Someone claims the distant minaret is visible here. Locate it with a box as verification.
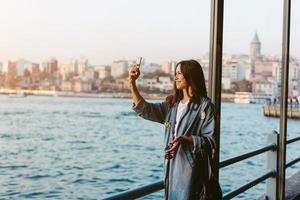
[250,32,261,61]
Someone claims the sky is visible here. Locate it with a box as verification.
[0,0,299,65]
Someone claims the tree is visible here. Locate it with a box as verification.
[233,79,252,92]
[24,69,31,78]
[6,76,20,89]
[143,70,169,78]
[39,71,51,80]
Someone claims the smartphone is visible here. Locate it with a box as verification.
[137,57,143,69]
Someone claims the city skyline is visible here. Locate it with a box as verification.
[0,0,299,65]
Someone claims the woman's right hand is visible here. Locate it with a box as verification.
[128,64,140,84]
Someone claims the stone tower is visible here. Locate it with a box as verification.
[250,32,261,61]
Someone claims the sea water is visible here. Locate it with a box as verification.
[0,95,299,199]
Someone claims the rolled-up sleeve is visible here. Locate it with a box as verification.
[132,98,168,124]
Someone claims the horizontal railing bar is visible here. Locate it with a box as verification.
[103,180,164,200]
[223,170,276,200]
[286,136,300,145]
[104,144,279,199]
[219,144,276,168]
[286,156,300,168]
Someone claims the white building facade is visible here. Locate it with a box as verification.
[111,60,128,78]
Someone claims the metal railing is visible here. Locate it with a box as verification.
[103,131,300,200]
[103,181,164,200]
[223,171,276,200]
[219,144,276,168]
[285,136,300,169]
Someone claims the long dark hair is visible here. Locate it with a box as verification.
[166,59,207,107]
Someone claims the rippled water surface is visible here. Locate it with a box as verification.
[0,95,299,199]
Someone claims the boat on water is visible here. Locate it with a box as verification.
[234,92,252,104]
[8,92,26,98]
[234,92,273,104]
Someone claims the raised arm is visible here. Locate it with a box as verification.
[128,64,143,105]
[128,64,168,124]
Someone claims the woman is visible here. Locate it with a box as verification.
[128,59,220,199]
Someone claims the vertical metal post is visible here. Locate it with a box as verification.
[208,0,224,179]
[278,0,291,199]
[266,131,279,200]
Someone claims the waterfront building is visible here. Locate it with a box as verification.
[161,60,176,74]
[94,65,111,79]
[73,79,92,92]
[142,63,161,73]
[23,63,40,83]
[77,58,88,76]
[31,63,40,77]
[290,79,300,97]
[136,77,157,91]
[69,58,88,76]
[50,58,58,74]
[136,75,173,92]
[245,64,252,81]
[58,63,73,80]
[222,77,231,90]
[272,61,300,96]
[96,76,115,92]
[0,74,5,86]
[156,76,173,92]
[84,67,99,81]
[252,79,273,94]
[15,59,30,76]
[273,62,300,81]
[222,61,246,82]
[60,81,72,91]
[41,61,49,72]
[115,77,131,91]
[38,80,52,90]
[60,79,92,92]
[223,55,252,82]
[111,60,128,78]
[24,63,40,75]
[41,58,58,74]
[24,63,33,74]
[255,60,274,76]
[7,61,17,78]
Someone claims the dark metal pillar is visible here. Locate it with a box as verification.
[208,0,224,179]
[277,0,291,199]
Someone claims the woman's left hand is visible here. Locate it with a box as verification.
[165,135,193,156]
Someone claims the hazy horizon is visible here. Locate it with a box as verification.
[0,0,299,65]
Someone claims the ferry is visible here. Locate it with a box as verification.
[234,92,252,104]
[234,92,272,104]
[8,92,26,98]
